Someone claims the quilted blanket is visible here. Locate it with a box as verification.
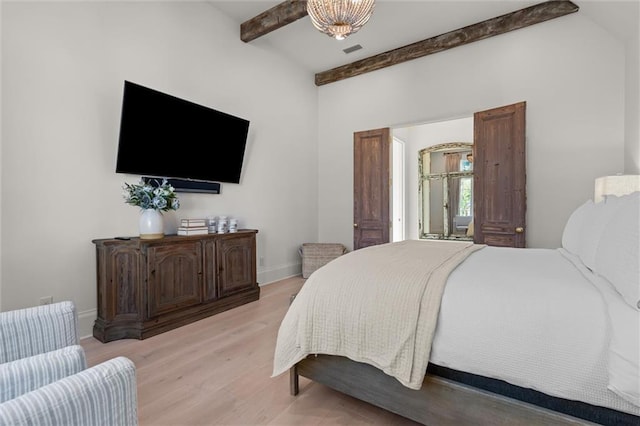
[272,239,484,389]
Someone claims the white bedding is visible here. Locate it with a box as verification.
[430,246,640,415]
[272,240,482,389]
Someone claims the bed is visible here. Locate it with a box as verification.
[272,189,640,425]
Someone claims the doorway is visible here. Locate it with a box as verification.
[392,137,405,242]
[396,116,474,241]
[353,102,526,248]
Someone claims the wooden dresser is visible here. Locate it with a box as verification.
[92,230,259,342]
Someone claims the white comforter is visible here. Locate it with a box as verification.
[272,240,482,389]
[431,246,640,415]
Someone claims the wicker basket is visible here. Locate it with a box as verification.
[299,243,348,278]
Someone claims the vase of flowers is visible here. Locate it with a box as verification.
[123,178,180,239]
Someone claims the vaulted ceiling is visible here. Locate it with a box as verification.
[211,1,638,86]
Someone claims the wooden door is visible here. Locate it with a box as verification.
[473,102,527,247]
[353,128,391,250]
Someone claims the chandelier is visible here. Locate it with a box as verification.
[307,0,376,40]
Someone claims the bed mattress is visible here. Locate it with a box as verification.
[430,246,640,416]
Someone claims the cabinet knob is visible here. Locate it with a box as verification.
[354,223,359,228]
[515,227,524,233]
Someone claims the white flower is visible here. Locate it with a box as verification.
[122,178,179,212]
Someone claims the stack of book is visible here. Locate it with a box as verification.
[177,218,208,236]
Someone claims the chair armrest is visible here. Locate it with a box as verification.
[0,301,79,363]
[0,357,138,426]
[0,345,87,402]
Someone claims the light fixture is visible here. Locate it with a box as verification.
[307,0,375,41]
[594,174,640,202]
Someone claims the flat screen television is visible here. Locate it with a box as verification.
[115,81,250,185]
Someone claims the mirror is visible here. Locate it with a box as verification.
[419,142,473,240]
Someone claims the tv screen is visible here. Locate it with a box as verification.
[115,81,250,184]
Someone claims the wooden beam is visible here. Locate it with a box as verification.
[315,0,579,86]
[241,0,308,43]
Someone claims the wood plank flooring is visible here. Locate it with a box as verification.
[81,276,419,426]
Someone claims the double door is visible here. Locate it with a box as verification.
[354,101,526,249]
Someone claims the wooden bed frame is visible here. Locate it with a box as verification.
[290,355,637,425]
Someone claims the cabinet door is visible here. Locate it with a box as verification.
[217,234,256,298]
[97,244,142,322]
[146,241,203,318]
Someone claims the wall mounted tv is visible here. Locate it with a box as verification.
[115,81,250,189]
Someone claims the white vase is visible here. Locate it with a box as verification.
[139,209,164,239]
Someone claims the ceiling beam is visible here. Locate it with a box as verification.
[240,0,308,43]
[315,0,579,86]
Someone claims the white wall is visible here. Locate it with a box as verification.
[624,5,640,174]
[317,14,626,250]
[1,2,318,336]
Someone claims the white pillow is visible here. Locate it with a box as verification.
[595,192,640,310]
[577,195,626,271]
[561,200,594,255]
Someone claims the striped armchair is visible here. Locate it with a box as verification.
[0,301,138,425]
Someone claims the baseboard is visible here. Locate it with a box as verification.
[258,263,301,286]
[78,308,97,340]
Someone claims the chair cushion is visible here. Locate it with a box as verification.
[0,357,138,426]
[0,345,86,402]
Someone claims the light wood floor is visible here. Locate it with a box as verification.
[81,276,420,426]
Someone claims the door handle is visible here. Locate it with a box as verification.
[515,227,524,233]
